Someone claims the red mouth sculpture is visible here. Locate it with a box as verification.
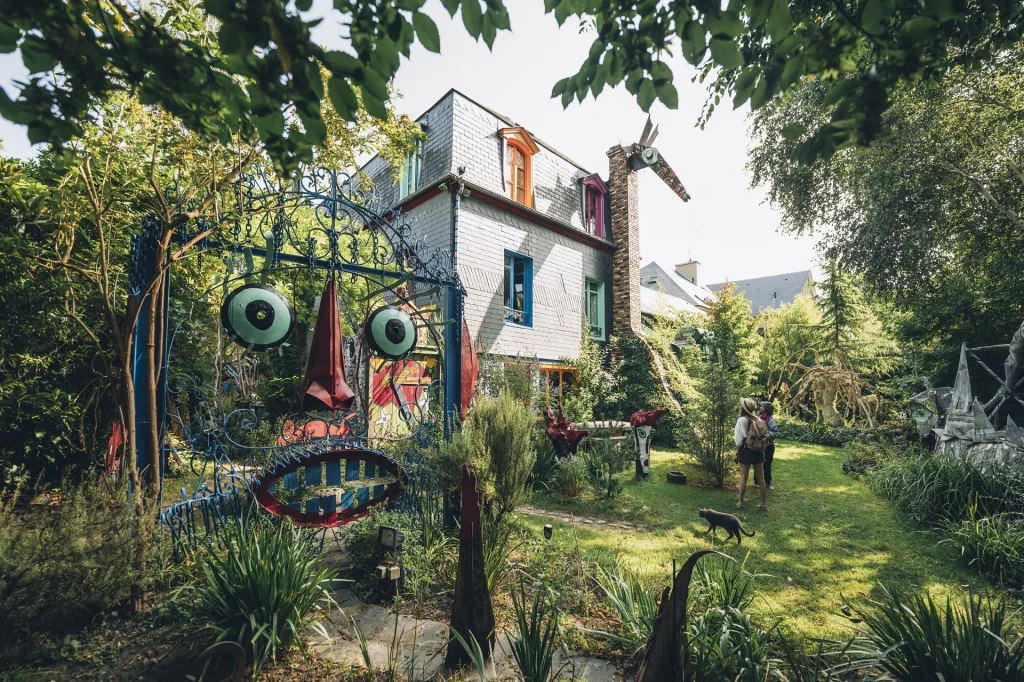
[251,447,406,527]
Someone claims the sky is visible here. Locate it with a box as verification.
[0,0,820,285]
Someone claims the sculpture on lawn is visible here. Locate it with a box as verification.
[630,407,668,479]
[931,320,1024,468]
[543,405,587,457]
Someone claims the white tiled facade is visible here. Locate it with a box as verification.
[361,90,613,363]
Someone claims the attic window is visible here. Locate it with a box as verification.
[499,127,539,207]
[580,174,607,238]
[647,276,658,284]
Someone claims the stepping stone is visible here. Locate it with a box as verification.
[352,603,395,639]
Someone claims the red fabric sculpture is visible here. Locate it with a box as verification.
[302,274,355,411]
[461,319,478,420]
[631,407,668,428]
[544,405,588,457]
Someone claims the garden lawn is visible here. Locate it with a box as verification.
[523,441,1006,640]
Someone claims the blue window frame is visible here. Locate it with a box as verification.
[503,251,533,326]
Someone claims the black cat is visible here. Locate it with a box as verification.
[698,508,755,544]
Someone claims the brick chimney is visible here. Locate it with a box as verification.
[607,145,641,343]
[675,260,700,286]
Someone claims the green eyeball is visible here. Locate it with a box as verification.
[221,284,295,351]
[365,306,417,360]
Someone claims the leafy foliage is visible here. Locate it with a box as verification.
[186,515,338,674]
[683,284,756,486]
[548,0,1024,163]
[591,563,659,656]
[843,587,1024,682]
[561,328,616,424]
[755,294,824,403]
[0,476,148,651]
[0,0,499,173]
[750,60,1024,356]
[509,580,562,682]
[942,513,1024,588]
[465,391,537,522]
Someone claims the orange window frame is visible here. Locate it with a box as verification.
[506,140,532,207]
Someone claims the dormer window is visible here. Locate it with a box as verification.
[399,141,421,200]
[580,174,607,238]
[499,127,539,207]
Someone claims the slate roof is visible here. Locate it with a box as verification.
[639,261,715,310]
[706,270,814,314]
[640,286,702,317]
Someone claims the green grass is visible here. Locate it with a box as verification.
[522,441,1008,640]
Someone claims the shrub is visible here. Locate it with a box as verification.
[552,455,590,498]
[582,433,631,498]
[530,433,558,491]
[509,580,561,682]
[842,587,1024,681]
[841,437,905,476]
[187,515,338,674]
[343,507,416,582]
[592,564,659,656]
[869,451,1024,526]
[777,420,860,446]
[683,362,739,487]
[0,475,145,652]
[692,553,758,612]
[466,391,536,521]
[942,513,1024,587]
[688,606,773,682]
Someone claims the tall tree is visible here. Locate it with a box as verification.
[749,59,1024,352]
[2,1,1021,170]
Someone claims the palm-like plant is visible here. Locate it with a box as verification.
[186,517,338,674]
[509,580,562,682]
[839,586,1024,681]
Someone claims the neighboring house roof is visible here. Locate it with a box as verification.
[640,286,703,317]
[639,261,715,310]
[706,270,814,314]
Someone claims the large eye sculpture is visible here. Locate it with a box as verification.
[221,284,295,351]
[365,306,417,360]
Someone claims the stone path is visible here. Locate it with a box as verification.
[517,505,643,532]
[309,588,622,681]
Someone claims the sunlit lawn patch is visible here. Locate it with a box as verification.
[525,441,1004,640]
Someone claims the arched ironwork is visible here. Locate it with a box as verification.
[130,166,464,556]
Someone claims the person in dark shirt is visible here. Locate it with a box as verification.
[760,402,778,490]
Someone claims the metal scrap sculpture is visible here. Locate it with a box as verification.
[544,405,588,458]
[444,465,496,666]
[132,166,468,556]
[932,340,1024,468]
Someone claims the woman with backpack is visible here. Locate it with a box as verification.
[734,398,769,511]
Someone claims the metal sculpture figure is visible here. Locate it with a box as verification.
[132,166,465,554]
[630,407,668,478]
[444,465,496,666]
[543,405,588,457]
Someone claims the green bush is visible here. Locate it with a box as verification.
[187,515,338,674]
[591,564,659,656]
[509,580,561,682]
[0,475,146,652]
[530,436,559,491]
[778,419,918,448]
[689,606,773,682]
[552,455,590,498]
[841,438,905,476]
[942,513,1024,588]
[869,451,1024,526]
[776,420,861,446]
[842,587,1024,681]
[466,391,536,521]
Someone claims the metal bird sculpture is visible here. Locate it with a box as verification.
[624,116,692,203]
